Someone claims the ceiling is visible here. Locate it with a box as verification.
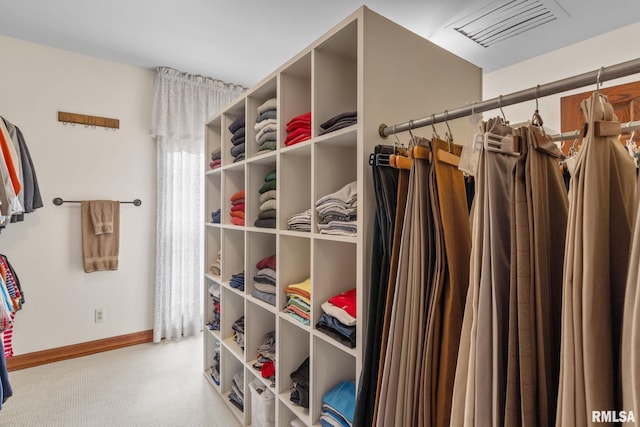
[1,0,639,88]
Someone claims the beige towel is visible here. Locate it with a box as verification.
[81,200,119,272]
[89,200,115,234]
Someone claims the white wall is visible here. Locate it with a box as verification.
[483,21,640,134]
[0,35,156,354]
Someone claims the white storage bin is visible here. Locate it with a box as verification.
[249,378,275,427]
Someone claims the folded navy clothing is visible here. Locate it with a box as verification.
[211,209,221,224]
[229,115,246,133]
[230,142,245,158]
[230,272,245,291]
[231,127,245,140]
[316,313,356,348]
[320,111,357,130]
[254,218,276,228]
[233,153,245,162]
[290,357,310,408]
[231,135,245,146]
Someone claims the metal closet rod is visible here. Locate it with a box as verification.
[551,120,640,142]
[52,198,142,206]
[379,57,640,138]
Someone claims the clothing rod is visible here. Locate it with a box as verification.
[550,120,640,142]
[379,57,640,138]
[52,198,142,206]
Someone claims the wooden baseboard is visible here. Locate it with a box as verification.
[6,329,153,371]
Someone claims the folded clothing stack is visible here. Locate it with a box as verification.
[229,369,245,411]
[315,181,357,236]
[320,381,356,427]
[290,357,310,408]
[316,288,356,348]
[232,315,245,351]
[287,208,311,232]
[230,190,245,226]
[209,250,221,276]
[255,98,277,154]
[211,208,221,224]
[211,340,221,385]
[285,112,311,146]
[210,146,222,169]
[207,283,221,331]
[230,271,245,291]
[252,254,276,306]
[255,169,276,228]
[252,330,276,382]
[284,277,311,326]
[229,115,246,163]
[319,111,357,135]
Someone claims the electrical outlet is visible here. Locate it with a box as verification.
[94,308,104,323]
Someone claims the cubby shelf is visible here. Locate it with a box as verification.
[202,5,481,426]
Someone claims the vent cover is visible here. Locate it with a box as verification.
[452,0,558,48]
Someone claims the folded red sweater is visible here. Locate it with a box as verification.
[230,190,245,202]
[285,133,312,146]
[286,112,311,127]
[231,203,245,212]
[328,288,356,318]
[230,211,245,219]
[256,254,276,270]
[285,127,311,141]
[231,217,245,226]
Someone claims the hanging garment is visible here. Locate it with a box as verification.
[622,172,640,418]
[376,137,435,427]
[451,118,518,427]
[557,92,636,426]
[354,146,398,427]
[372,150,410,424]
[425,138,471,427]
[503,126,567,427]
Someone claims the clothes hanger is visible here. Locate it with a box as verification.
[435,110,462,167]
[387,123,413,170]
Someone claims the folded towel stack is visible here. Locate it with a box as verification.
[209,146,222,169]
[284,277,311,326]
[229,115,246,163]
[255,98,277,154]
[230,190,245,226]
[252,254,276,306]
[315,181,357,236]
[255,169,276,228]
[287,208,311,232]
[319,111,357,135]
[285,112,311,146]
[320,381,356,427]
[316,288,356,348]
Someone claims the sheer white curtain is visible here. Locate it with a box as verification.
[150,67,244,342]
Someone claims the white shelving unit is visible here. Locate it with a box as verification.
[202,6,481,426]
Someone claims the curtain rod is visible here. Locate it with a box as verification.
[52,198,142,206]
[379,58,640,138]
[551,120,640,142]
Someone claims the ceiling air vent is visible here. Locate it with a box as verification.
[452,0,558,48]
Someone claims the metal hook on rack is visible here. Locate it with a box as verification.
[498,95,509,125]
[596,66,604,91]
[444,110,453,152]
[532,84,544,128]
[431,114,440,139]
